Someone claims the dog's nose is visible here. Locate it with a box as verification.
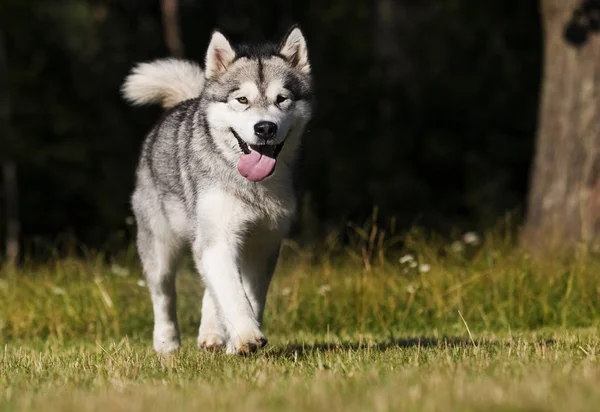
[254,121,277,140]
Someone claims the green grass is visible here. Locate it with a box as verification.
[1,230,600,411]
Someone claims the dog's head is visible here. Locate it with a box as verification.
[202,26,313,182]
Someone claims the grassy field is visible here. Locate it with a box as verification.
[1,229,600,411]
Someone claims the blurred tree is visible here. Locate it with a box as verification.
[524,0,600,248]
[0,0,542,252]
[161,0,184,57]
[0,31,20,264]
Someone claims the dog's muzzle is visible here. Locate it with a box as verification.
[231,128,285,158]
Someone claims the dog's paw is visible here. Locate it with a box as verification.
[198,333,226,351]
[153,326,181,354]
[226,329,268,356]
[153,337,181,354]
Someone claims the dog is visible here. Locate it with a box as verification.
[122,25,312,355]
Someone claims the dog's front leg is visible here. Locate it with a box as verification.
[240,231,283,327]
[197,289,226,350]
[193,240,267,355]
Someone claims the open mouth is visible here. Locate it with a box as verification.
[231,129,285,182]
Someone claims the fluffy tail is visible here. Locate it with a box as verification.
[122,58,205,109]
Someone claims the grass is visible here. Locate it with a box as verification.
[1,228,600,411]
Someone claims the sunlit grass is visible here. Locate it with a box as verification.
[1,227,600,411]
[2,228,599,342]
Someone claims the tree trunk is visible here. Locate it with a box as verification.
[160,0,183,58]
[524,0,600,249]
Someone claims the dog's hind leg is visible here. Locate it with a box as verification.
[135,212,183,354]
[198,289,226,350]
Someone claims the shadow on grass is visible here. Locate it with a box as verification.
[268,336,556,358]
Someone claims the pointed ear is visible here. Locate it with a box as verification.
[279,25,310,74]
[205,30,236,79]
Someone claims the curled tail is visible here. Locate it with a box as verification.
[122,58,205,109]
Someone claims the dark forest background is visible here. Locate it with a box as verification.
[0,0,542,255]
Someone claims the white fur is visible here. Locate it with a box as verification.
[191,188,287,354]
[122,58,205,109]
[134,177,289,354]
[197,290,226,349]
[206,78,309,148]
[131,173,184,353]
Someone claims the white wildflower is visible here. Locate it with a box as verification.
[281,287,292,297]
[451,241,465,253]
[419,264,431,273]
[111,264,130,277]
[406,283,417,294]
[318,284,331,296]
[409,261,418,269]
[137,279,147,287]
[463,231,481,246]
[52,286,66,295]
[399,255,415,264]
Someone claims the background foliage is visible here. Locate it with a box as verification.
[1,0,541,251]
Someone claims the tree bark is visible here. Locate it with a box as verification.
[160,0,184,58]
[524,0,600,249]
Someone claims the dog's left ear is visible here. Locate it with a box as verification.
[279,25,310,74]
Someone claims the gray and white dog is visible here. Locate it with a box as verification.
[122,26,312,355]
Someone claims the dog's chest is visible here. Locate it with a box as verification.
[196,185,294,235]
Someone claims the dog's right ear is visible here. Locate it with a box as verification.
[205,30,236,79]
[280,25,310,75]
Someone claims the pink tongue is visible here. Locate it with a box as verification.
[237,149,276,182]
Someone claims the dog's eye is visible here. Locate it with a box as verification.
[236,97,248,104]
[276,95,288,104]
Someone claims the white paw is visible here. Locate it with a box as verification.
[198,333,226,351]
[153,327,180,354]
[153,337,180,354]
[226,328,268,355]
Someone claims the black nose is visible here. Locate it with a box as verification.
[254,121,277,140]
